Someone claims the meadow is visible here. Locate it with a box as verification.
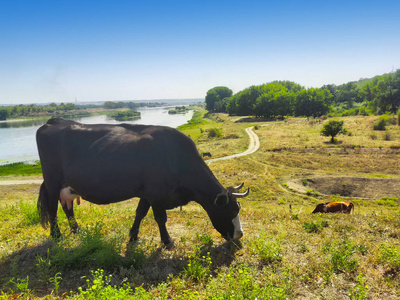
[0,114,400,299]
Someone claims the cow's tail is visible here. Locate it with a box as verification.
[37,182,51,228]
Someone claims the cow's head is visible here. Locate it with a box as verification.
[209,183,249,240]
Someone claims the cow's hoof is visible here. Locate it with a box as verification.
[71,226,80,234]
[128,237,141,245]
[163,240,175,250]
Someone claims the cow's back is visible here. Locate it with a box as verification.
[37,118,206,204]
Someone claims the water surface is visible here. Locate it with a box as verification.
[0,107,193,165]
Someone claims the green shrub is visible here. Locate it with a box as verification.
[208,128,222,138]
[373,115,394,130]
[373,118,386,130]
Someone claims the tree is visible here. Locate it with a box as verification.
[294,88,332,118]
[0,107,10,120]
[321,120,347,143]
[205,86,233,111]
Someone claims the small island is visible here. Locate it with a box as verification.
[111,110,141,121]
[168,106,190,114]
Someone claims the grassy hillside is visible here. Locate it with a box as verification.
[1,115,400,299]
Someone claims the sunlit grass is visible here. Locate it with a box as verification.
[1,115,400,298]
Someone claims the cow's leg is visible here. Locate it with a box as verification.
[61,201,80,234]
[129,198,151,242]
[152,206,174,249]
[48,190,62,239]
[38,183,62,239]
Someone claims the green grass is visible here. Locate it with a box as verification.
[0,161,42,176]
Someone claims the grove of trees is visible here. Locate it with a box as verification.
[206,69,400,118]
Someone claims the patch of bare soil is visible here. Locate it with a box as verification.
[287,177,400,199]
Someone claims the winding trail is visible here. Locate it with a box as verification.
[0,126,260,185]
[206,126,260,164]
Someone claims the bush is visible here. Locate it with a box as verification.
[373,118,386,131]
[208,128,222,138]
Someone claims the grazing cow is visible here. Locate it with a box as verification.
[202,152,212,158]
[312,201,354,214]
[36,118,249,248]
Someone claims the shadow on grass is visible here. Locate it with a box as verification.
[0,237,243,297]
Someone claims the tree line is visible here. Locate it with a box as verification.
[0,102,78,120]
[206,69,400,118]
[0,101,166,121]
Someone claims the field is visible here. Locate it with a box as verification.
[1,115,400,299]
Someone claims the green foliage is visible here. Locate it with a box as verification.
[378,243,400,270]
[375,197,399,207]
[36,249,53,280]
[8,276,30,294]
[205,265,292,299]
[324,239,358,273]
[49,272,62,296]
[111,110,140,121]
[182,248,212,282]
[208,127,222,138]
[205,86,233,111]
[349,273,369,300]
[77,269,135,299]
[196,233,214,250]
[52,222,137,270]
[209,69,400,117]
[302,220,328,233]
[373,118,386,130]
[19,200,40,225]
[168,106,189,114]
[252,236,282,264]
[294,88,332,117]
[321,119,347,143]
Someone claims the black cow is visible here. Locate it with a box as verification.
[36,118,249,248]
[202,152,212,158]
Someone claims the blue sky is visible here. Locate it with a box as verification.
[1,0,399,104]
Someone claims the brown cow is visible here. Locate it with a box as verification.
[312,201,354,214]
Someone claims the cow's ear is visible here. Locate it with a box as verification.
[214,193,229,206]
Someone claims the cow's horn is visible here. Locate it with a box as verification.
[233,182,245,191]
[231,187,250,198]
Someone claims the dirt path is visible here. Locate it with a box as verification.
[206,126,260,164]
[0,126,261,185]
[0,179,42,185]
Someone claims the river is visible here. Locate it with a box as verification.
[0,106,194,165]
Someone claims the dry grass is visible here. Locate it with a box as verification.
[1,115,400,299]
